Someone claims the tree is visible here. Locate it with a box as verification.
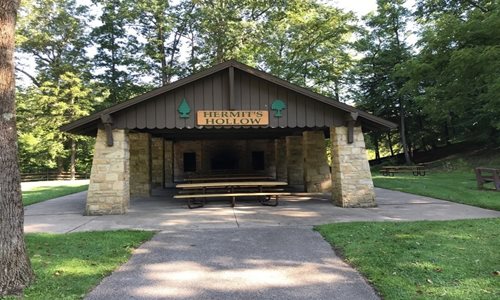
[352,0,414,163]
[16,73,105,175]
[91,0,149,105]
[258,0,356,99]
[0,0,35,295]
[408,0,500,143]
[16,0,98,175]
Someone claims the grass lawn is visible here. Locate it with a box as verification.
[316,218,500,300]
[3,231,155,299]
[372,171,500,211]
[22,184,88,206]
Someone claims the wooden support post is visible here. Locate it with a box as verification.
[347,112,359,144]
[101,114,114,147]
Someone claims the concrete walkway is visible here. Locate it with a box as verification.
[24,189,500,300]
[85,228,378,300]
[25,188,500,233]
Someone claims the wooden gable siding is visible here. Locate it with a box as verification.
[113,68,346,130]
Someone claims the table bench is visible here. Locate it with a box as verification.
[184,176,274,183]
[174,192,291,208]
[174,181,289,208]
[474,167,500,191]
[380,165,426,176]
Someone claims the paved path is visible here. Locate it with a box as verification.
[85,228,378,300]
[24,188,500,233]
[25,188,500,300]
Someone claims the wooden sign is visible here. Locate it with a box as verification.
[197,111,269,126]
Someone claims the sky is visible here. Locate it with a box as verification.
[332,0,378,16]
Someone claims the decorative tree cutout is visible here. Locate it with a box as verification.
[178,98,191,118]
[271,99,286,118]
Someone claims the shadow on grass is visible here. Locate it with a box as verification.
[23,185,88,206]
[17,231,155,299]
[316,218,500,299]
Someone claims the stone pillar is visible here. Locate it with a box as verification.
[86,129,129,215]
[275,138,287,181]
[164,140,174,188]
[303,131,332,192]
[330,126,376,207]
[286,136,304,190]
[151,137,164,188]
[129,132,151,197]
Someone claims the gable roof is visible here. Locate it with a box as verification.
[60,60,397,134]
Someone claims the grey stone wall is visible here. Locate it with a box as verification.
[330,126,376,207]
[173,139,276,181]
[275,138,287,181]
[303,131,331,192]
[151,137,164,188]
[129,132,151,197]
[164,140,174,187]
[86,129,129,215]
[286,136,304,190]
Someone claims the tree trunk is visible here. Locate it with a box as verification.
[399,101,412,164]
[0,0,35,295]
[373,134,380,160]
[387,132,394,156]
[70,138,76,180]
[156,16,168,86]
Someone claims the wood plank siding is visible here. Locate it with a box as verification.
[113,69,346,130]
[61,60,397,136]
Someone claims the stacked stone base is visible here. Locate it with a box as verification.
[84,125,377,215]
[330,126,376,207]
[303,131,331,193]
[86,129,130,215]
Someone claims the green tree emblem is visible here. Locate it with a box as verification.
[271,99,286,118]
[178,98,191,118]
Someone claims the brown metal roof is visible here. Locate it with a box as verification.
[60,60,397,135]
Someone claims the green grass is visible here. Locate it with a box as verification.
[316,219,500,300]
[22,184,89,206]
[372,172,500,211]
[2,231,155,299]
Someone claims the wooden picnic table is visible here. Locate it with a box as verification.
[184,176,274,183]
[175,181,289,208]
[380,165,426,176]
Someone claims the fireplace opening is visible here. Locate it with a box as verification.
[211,151,239,170]
[251,151,265,170]
[183,152,196,172]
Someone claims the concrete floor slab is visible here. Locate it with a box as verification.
[24,188,500,233]
[23,187,500,300]
[85,228,379,300]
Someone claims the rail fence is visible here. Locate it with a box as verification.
[20,171,90,182]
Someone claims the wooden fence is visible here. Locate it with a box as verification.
[20,171,90,182]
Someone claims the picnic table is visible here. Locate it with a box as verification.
[380,165,426,176]
[184,176,274,183]
[174,181,289,208]
[474,167,500,191]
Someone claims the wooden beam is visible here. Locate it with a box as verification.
[229,66,235,110]
[347,112,358,144]
[100,114,114,147]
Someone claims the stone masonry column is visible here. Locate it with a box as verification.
[164,140,174,188]
[86,129,129,215]
[286,136,304,190]
[129,132,151,197]
[275,138,287,181]
[151,137,164,188]
[330,126,376,207]
[303,131,332,192]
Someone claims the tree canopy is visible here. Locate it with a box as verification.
[14,0,500,173]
